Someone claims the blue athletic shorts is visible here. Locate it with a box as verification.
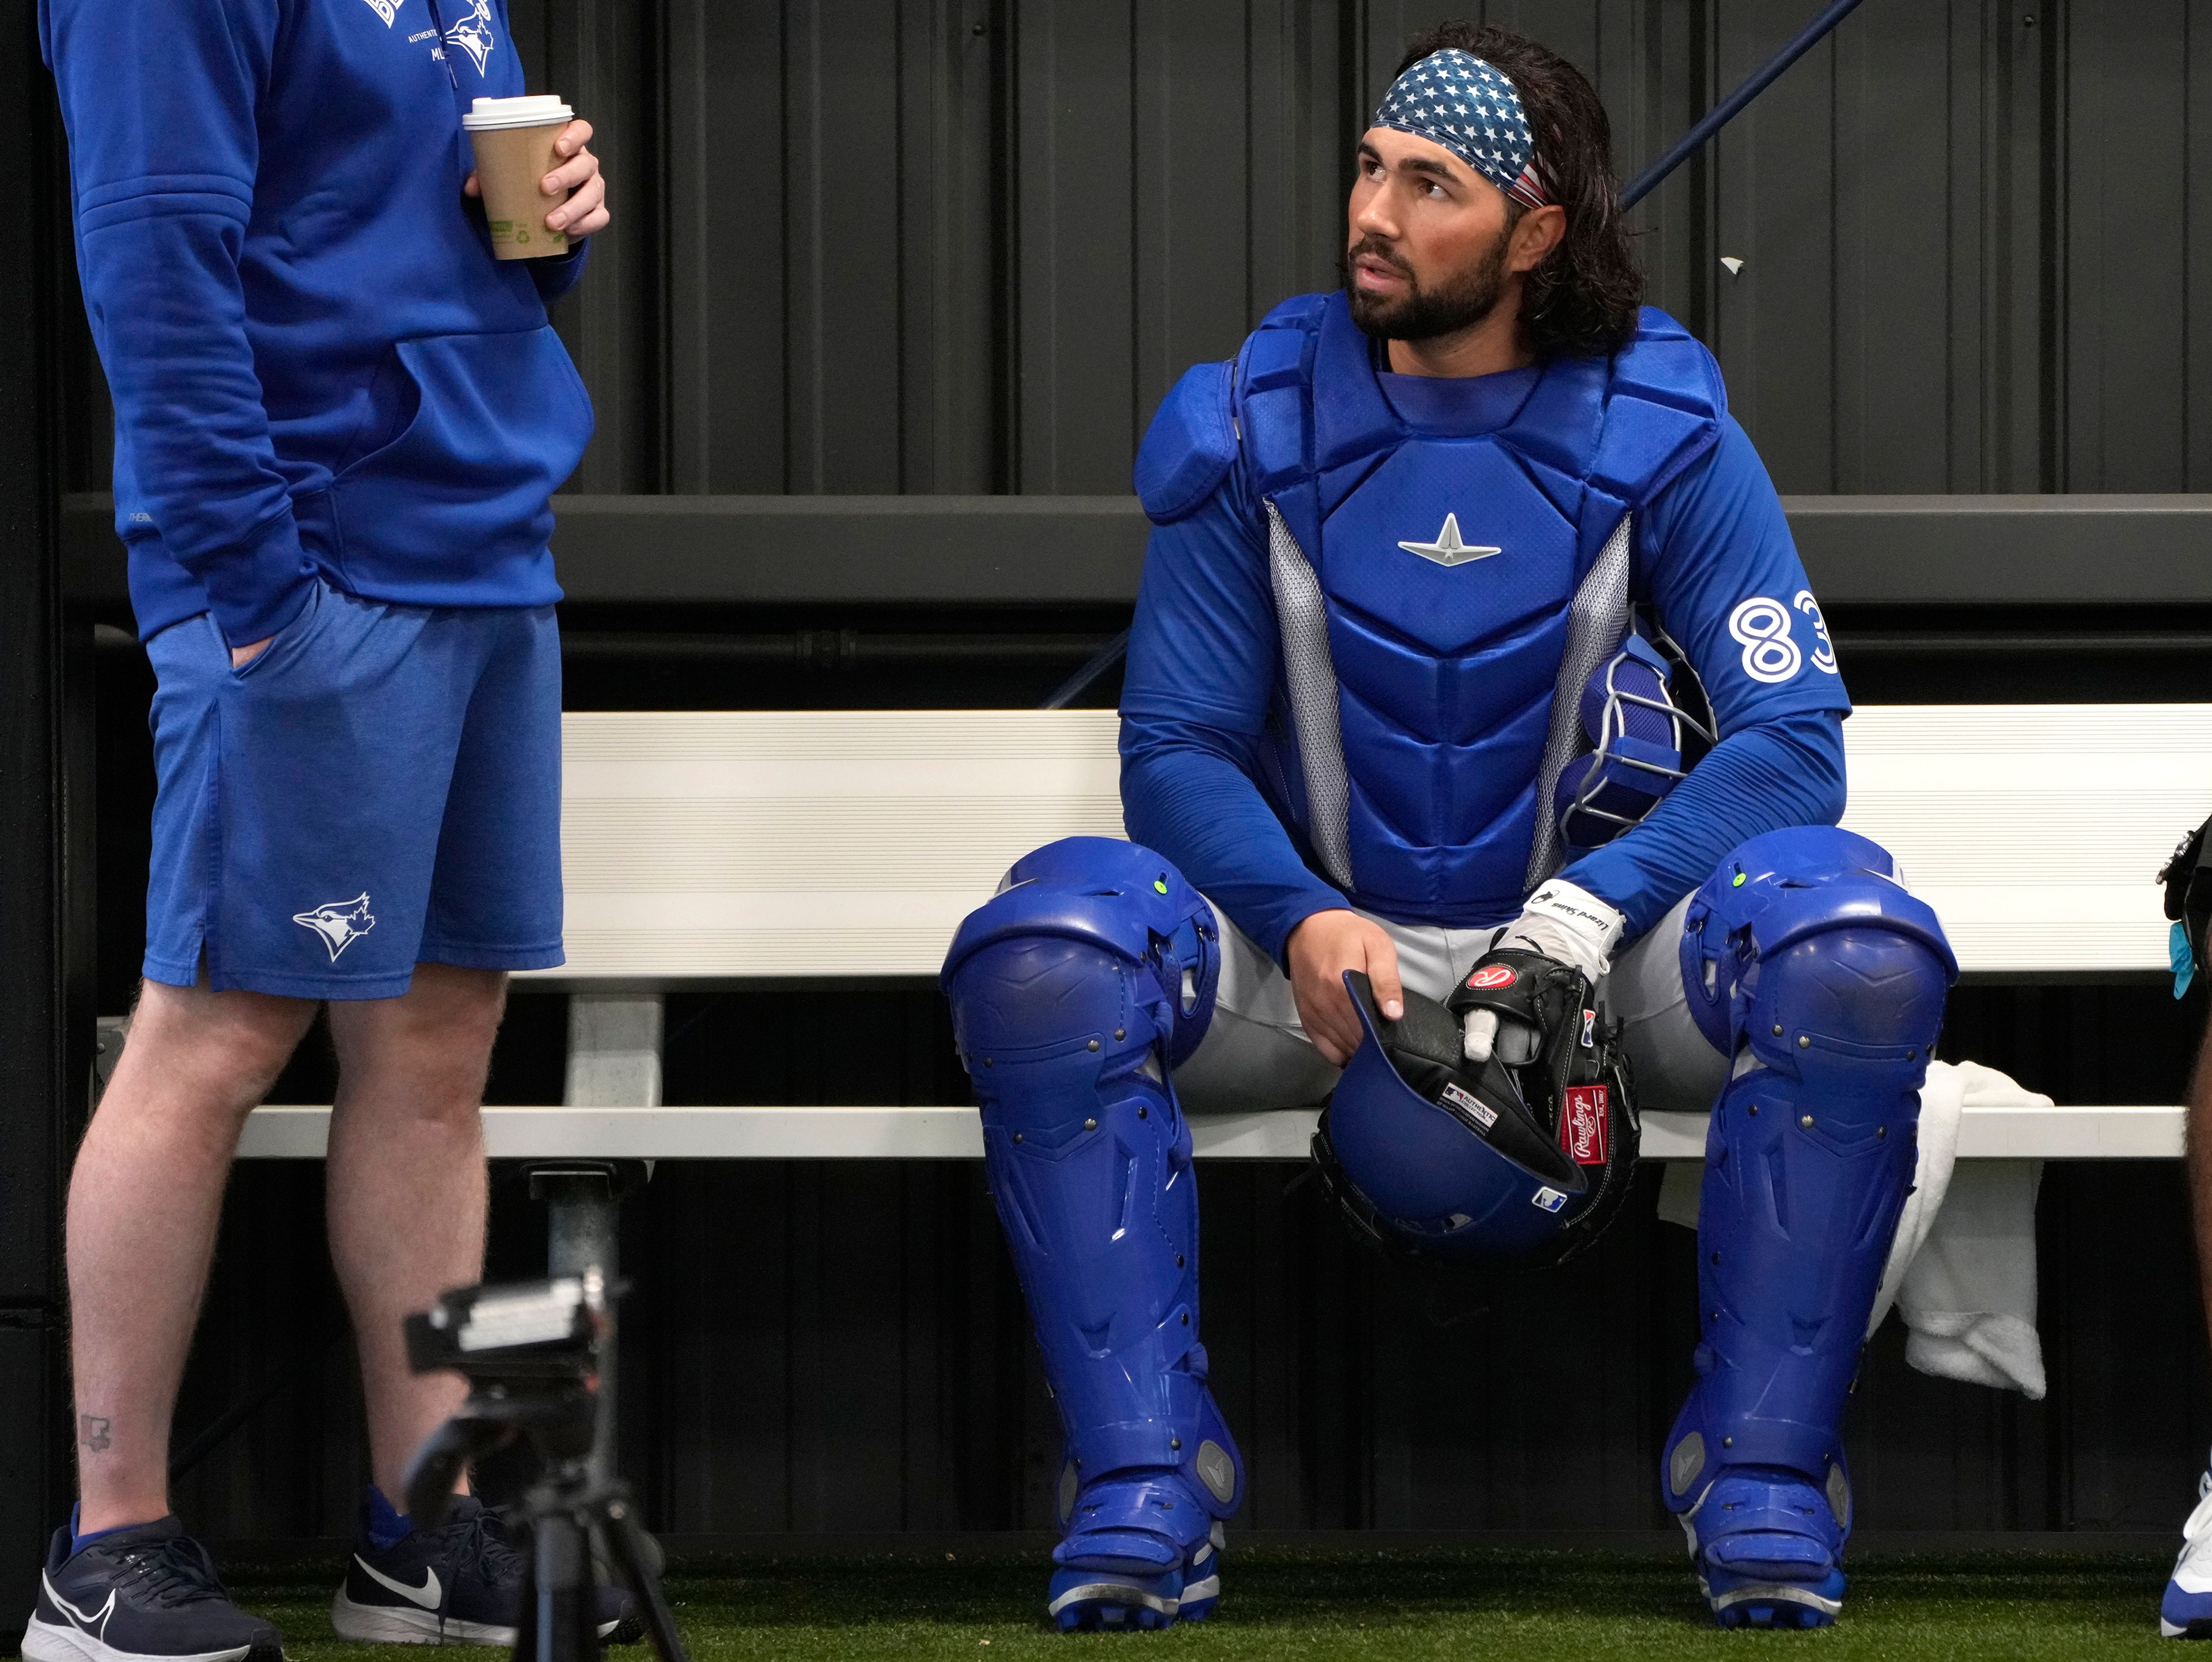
[142,580,565,999]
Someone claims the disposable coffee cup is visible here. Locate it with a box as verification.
[462,95,575,260]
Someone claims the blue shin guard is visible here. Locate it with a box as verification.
[942,838,1244,1631]
[1664,828,1956,1628]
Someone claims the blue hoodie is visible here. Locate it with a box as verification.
[42,0,596,644]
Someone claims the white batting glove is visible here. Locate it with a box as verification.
[1462,880,1626,1065]
[1502,879,1626,981]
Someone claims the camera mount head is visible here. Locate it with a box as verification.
[401,1272,620,1529]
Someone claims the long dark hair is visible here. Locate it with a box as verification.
[1393,24,1643,357]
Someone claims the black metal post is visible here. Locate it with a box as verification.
[529,1165,628,1491]
[0,0,82,1629]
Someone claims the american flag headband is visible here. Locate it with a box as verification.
[1372,49,1554,211]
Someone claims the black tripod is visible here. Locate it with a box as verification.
[402,1275,691,1662]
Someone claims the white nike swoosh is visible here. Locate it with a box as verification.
[44,1574,115,1641]
[354,1556,442,1610]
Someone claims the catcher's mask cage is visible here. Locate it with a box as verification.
[1553,619,1716,853]
[1310,967,1639,1271]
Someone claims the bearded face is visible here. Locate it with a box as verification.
[1343,217,1516,344]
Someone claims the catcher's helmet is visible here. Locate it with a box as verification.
[1552,625,1714,853]
[1311,959,1639,1269]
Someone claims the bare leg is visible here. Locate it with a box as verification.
[2188,1003,2212,1351]
[325,963,505,1506]
[69,978,317,1532]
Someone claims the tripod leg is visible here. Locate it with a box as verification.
[532,1515,590,1662]
[602,1499,691,1662]
[511,1539,536,1662]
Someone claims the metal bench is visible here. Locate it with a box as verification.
[233,701,2210,1170]
[204,701,2199,1454]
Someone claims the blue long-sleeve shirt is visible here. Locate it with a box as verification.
[43,0,596,644]
[1121,383,1851,964]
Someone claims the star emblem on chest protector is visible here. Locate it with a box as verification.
[1396,513,1501,567]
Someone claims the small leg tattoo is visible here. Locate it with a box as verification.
[79,1414,112,1454]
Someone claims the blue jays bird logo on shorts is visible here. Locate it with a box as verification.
[293,894,377,962]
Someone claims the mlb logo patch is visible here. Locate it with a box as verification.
[1531,1186,1568,1213]
[1559,1084,1609,1166]
[1441,1081,1498,1132]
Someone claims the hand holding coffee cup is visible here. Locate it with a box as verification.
[462,98,611,259]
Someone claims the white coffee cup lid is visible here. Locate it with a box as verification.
[462,95,574,131]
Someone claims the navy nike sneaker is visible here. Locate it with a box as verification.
[22,1517,284,1662]
[332,1495,635,1646]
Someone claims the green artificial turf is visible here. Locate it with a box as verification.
[230,1547,2176,1661]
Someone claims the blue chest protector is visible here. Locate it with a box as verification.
[1139,293,1724,927]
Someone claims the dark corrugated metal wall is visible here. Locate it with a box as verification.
[52,2,2212,1545]
[490,1,2212,499]
[63,3,2209,496]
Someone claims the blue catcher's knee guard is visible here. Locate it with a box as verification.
[941,837,1243,1630]
[1662,827,1957,1628]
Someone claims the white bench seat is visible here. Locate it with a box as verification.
[233,1103,2186,1162]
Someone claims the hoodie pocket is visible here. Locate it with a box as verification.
[322,326,593,591]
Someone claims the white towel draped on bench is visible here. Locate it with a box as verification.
[1659,1060,2054,1398]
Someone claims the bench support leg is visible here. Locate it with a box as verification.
[564,994,665,1113]
[530,1168,625,1487]
[525,993,665,1489]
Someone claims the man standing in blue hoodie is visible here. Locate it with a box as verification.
[35,2,618,1657]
